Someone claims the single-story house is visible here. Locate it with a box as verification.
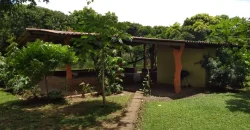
[19,28,231,93]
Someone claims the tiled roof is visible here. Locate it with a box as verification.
[132,36,218,45]
[24,28,227,46]
[26,28,95,36]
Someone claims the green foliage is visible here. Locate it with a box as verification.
[1,39,77,95]
[141,70,152,96]
[182,13,220,41]
[0,37,30,93]
[21,87,42,99]
[12,40,77,83]
[208,17,249,44]
[163,22,183,40]
[71,7,131,105]
[121,13,249,44]
[0,5,74,51]
[80,82,94,94]
[0,0,46,11]
[200,46,250,89]
[105,56,126,95]
[127,45,144,68]
[121,22,143,36]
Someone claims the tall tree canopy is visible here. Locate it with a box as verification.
[163,22,183,40]
[0,0,49,11]
[208,16,249,44]
[0,5,74,51]
[182,13,220,41]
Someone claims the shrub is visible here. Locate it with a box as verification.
[79,82,94,94]
[105,56,126,95]
[2,39,77,96]
[141,69,152,96]
[200,46,250,90]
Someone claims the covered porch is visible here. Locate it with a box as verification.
[18,28,219,94]
[132,37,219,94]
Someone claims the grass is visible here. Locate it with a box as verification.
[0,90,133,130]
[140,92,250,130]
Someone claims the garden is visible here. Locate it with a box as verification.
[1,1,250,130]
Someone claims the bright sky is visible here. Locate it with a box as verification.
[37,0,250,26]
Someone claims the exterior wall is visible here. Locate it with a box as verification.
[157,45,217,87]
[157,45,175,84]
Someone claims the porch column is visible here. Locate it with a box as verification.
[143,44,147,68]
[150,44,156,72]
[64,35,72,87]
[173,45,185,94]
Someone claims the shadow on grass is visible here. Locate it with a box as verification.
[0,99,123,130]
[226,91,250,114]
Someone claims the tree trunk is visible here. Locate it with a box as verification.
[133,58,137,68]
[133,63,136,68]
[102,63,106,106]
[44,75,49,97]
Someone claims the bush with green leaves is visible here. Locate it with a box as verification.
[2,39,77,96]
[141,69,152,96]
[79,82,94,94]
[0,37,31,93]
[105,56,126,95]
[200,46,250,90]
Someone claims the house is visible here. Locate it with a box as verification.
[19,28,230,93]
[132,38,220,93]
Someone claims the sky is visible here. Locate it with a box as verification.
[37,0,250,26]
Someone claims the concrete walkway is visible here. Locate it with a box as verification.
[118,91,144,130]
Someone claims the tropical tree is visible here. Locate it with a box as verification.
[138,26,153,37]
[200,46,250,90]
[0,0,49,11]
[200,16,250,90]
[151,26,168,38]
[1,39,77,96]
[207,17,249,45]
[121,22,143,36]
[163,22,183,40]
[71,7,131,106]
[182,13,219,41]
[0,5,74,53]
[127,45,144,68]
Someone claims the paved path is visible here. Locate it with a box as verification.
[118,91,144,130]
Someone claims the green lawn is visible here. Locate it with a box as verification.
[0,90,133,130]
[140,92,250,130]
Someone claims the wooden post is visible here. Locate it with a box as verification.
[173,45,185,94]
[150,44,155,72]
[64,36,72,87]
[143,44,147,69]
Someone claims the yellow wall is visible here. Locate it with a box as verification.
[157,45,217,87]
[157,45,175,84]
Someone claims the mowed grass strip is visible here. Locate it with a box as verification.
[141,92,250,130]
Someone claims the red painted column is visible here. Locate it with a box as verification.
[173,45,185,94]
[64,36,72,87]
